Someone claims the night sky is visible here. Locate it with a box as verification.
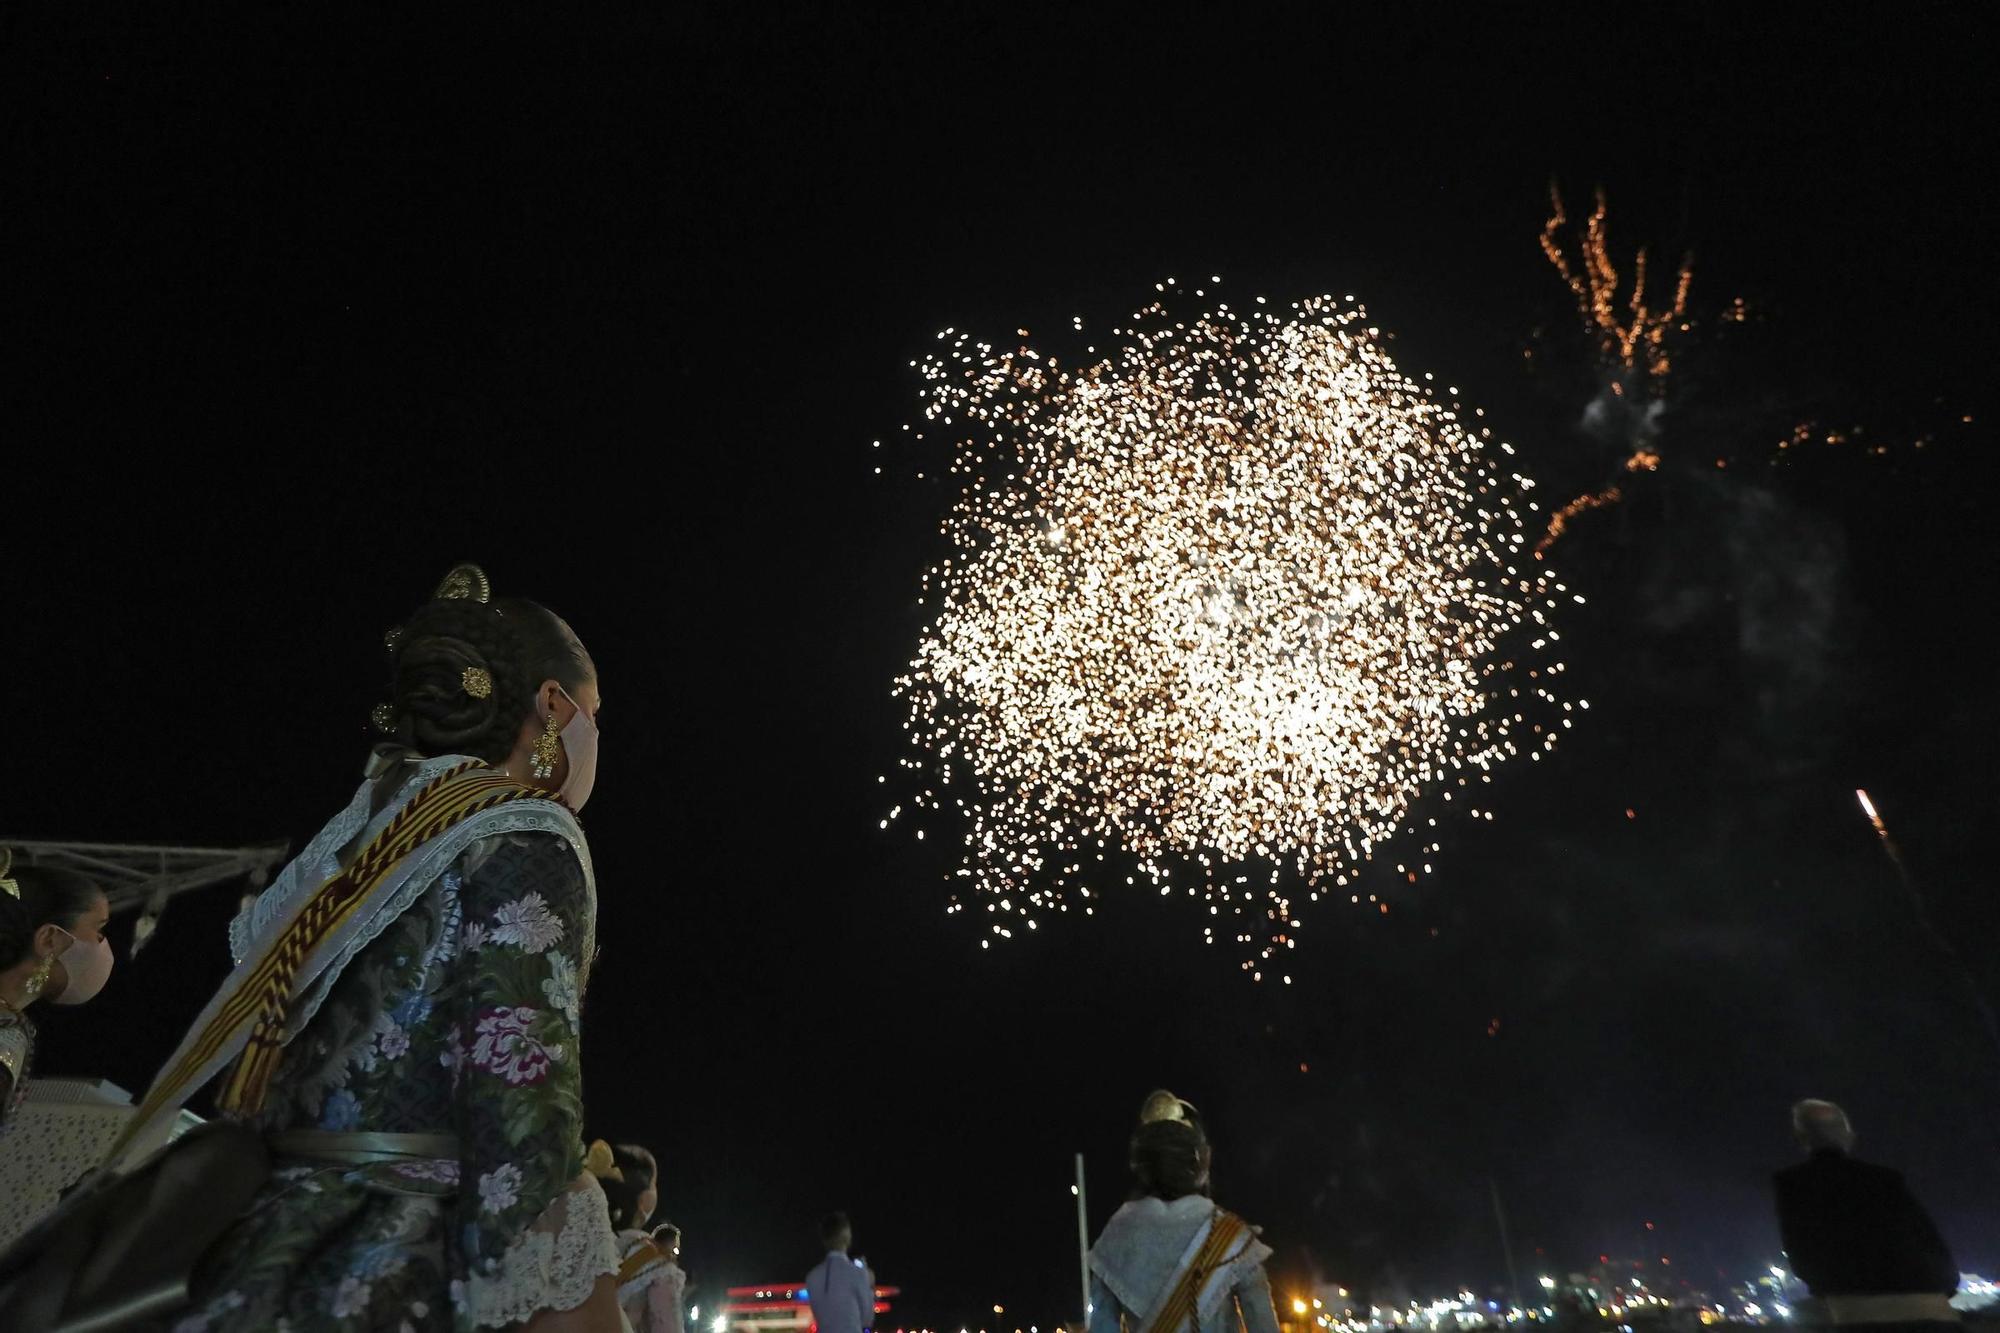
[5,7,1996,1324]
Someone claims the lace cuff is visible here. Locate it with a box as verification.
[457,1171,619,1328]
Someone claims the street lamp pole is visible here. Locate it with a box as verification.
[1489,1178,1523,1317]
[1076,1154,1091,1332]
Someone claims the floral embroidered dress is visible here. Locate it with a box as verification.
[0,1003,33,1129]
[173,758,617,1331]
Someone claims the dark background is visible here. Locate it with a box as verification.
[4,6,1995,1324]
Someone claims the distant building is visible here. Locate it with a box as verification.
[723,1281,899,1333]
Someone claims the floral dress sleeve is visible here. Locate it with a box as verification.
[445,830,618,1328]
[0,1016,29,1126]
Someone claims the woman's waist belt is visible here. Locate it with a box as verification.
[266,1129,459,1166]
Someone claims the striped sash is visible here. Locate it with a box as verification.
[1138,1210,1251,1333]
[617,1237,668,1289]
[106,763,544,1168]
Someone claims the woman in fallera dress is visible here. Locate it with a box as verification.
[163,564,623,1331]
[1086,1091,1280,1333]
[591,1140,687,1333]
[0,853,116,1130]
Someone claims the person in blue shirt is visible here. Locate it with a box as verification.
[807,1212,875,1333]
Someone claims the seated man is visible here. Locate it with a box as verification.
[1774,1099,1957,1324]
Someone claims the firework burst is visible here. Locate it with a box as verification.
[887,287,1577,971]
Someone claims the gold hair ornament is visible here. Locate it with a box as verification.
[371,703,398,734]
[434,562,492,604]
[583,1139,625,1182]
[461,667,494,699]
[0,848,18,900]
[1138,1088,1195,1127]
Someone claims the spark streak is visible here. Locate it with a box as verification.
[1535,186,1693,556]
[1853,786,2000,1076]
[1540,186,1692,381]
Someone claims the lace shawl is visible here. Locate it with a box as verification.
[227,753,592,1039]
[228,752,477,964]
[1089,1196,1272,1332]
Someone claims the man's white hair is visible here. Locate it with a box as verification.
[1792,1098,1856,1152]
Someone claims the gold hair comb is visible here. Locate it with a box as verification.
[0,848,19,900]
[435,562,492,604]
[1138,1089,1194,1126]
[583,1139,625,1182]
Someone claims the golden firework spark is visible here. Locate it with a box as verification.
[889,287,1578,970]
[1531,445,1663,554]
[1535,187,1693,556]
[1856,787,1887,836]
[1540,185,1692,383]
[1535,486,1625,556]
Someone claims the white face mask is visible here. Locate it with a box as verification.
[551,688,599,812]
[48,925,114,1006]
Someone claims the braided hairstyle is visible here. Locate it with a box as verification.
[1129,1116,1210,1201]
[599,1143,659,1230]
[375,576,594,764]
[0,860,106,970]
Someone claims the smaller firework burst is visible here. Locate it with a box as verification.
[1535,186,1693,556]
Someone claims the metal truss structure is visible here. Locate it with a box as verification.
[1,838,290,956]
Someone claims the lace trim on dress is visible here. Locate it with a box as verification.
[228,753,480,964]
[1194,1232,1274,1330]
[459,1172,619,1329]
[617,1230,671,1305]
[285,808,593,1038]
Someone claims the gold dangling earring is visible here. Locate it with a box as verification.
[22,952,55,1005]
[530,713,563,781]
